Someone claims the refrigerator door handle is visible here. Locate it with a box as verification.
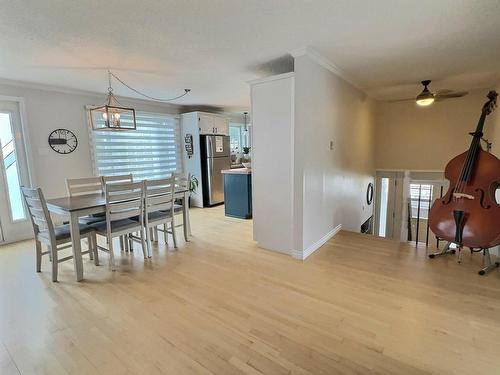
[207,136,213,157]
[206,156,214,200]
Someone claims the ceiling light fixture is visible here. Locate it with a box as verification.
[243,111,248,132]
[90,70,191,131]
[416,80,435,106]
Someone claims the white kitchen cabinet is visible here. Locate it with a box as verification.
[213,116,229,135]
[198,114,215,134]
[197,113,229,135]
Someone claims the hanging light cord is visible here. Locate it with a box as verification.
[107,70,191,102]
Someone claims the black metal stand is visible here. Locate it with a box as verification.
[478,248,500,275]
[428,241,456,259]
[429,241,499,275]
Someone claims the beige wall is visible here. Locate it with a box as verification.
[375,88,497,171]
[489,83,500,155]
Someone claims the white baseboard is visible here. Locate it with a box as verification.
[295,224,342,260]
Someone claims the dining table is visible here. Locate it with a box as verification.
[46,188,190,281]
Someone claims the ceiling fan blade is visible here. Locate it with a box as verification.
[435,91,469,101]
[387,97,415,103]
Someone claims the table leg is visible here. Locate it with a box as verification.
[69,212,84,281]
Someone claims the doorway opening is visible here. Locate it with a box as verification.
[0,99,32,244]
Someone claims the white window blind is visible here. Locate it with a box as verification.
[90,111,182,180]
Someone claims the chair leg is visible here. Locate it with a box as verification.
[108,235,116,271]
[128,234,133,251]
[92,233,99,266]
[35,240,42,272]
[87,235,94,261]
[163,223,168,244]
[119,236,124,252]
[48,243,52,262]
[145,225,152,257]
[140,229,148,259]
[171,220,178,249]
[50,245,58,282]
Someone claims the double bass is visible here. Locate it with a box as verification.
[429,91,500,249]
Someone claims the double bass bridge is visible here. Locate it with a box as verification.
[453,192,475,200]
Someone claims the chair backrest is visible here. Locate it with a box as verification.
[102,174,133,187]
[105,181,144,230]
[144,177,175,218]
[21,186,55,240]
[172,172,190,192]
[66,177,104,197]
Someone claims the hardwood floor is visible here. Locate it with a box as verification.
[1,206,500,374]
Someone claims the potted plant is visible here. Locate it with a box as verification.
[188,175,199,207]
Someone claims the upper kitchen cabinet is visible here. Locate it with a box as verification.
[197,113,229,135]
[213,116,229,135]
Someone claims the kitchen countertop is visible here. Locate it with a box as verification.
[222,168,252,175]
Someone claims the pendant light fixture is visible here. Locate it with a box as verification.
[89,70,136,131]
[243,111,248,132]
[90,69,191,131]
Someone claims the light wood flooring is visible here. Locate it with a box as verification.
[1,206,500,375]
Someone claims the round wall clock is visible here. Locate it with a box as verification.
[48,129,78,154]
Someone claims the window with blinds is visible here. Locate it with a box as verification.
[90,111,182,180]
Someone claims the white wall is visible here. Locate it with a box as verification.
[0,81,180,198]
[250,53,376,259]
[293,54,375,256]
[251,74,295,254]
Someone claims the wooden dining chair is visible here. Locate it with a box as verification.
[135,177,177,257]
[102,174,133,186]
[172,172,191,241]
[66,177,106,225]
[21,186,97,282]
[91,181,147,270]
[102,174,134,250]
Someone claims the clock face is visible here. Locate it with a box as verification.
[48,129,78,154]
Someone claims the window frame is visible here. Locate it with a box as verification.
[229,122,249,154]
[87,109,183,180]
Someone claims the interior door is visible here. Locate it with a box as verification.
[0,100,32,244]
[374,171,404,239]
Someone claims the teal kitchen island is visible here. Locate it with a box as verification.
[221,168,252,219]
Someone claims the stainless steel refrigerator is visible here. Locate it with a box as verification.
[200,135,231,206]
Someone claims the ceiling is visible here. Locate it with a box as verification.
[0,0,499,111]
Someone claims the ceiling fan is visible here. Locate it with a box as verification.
[392,80,468,106]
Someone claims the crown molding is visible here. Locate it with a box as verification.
[247,72,295,86]
[289,46,364,92]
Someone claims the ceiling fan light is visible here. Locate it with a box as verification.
[416,97,435,106]
[416,88,435,106]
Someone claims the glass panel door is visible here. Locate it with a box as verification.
[0,100,31,244]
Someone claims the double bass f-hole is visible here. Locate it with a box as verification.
[475,188,491,209]
[442,187,455,205]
